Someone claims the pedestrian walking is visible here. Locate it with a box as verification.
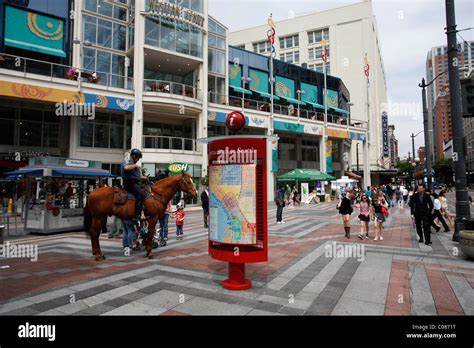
[432,193,450,232]
[372,191,388,241]
[201,187,209,228]
[356,194,370,239]
[159,200,172,241]
[438,190,454,228]
[402,186,409,206]
[275,186,286,224]
[337,192,353,238]
[174,202,185,240]
[122,218,140,253]
[285,184,292,208]
[292,186,299,206]
[108,216,123,238]
[409,184,434,245]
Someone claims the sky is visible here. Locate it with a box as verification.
[209,0,474,160]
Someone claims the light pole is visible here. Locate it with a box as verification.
[356,142,360,173]
[445,0,471,241]
[73,38,92,89]
[411,130,424,165]
[296,89,305,123]
[240,76,251,111]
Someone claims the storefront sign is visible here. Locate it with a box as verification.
[327,129,349,139]
[65,159,89,168]
[146,0,205,30]
[382,112,389,157]
[168,162,189,173]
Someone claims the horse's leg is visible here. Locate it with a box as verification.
[146,216,159,259]
[91,217,105,261]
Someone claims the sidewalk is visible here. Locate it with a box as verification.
[0,202,473,316]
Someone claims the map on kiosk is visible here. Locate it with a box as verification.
[209,164,257,245]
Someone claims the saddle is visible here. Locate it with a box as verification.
[113,187,152,205]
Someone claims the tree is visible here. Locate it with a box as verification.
[432,158,453,184]
[396,160,414,176]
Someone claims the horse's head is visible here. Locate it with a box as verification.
[179,171,197,200]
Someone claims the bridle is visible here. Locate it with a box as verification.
[180,176,196,201]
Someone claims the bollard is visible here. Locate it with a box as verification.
[0,224,4,245]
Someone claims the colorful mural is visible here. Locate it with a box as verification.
[326,89,338,108]
[228,64,242,87]
[249,69,269,93]
[275,76,295,99]
[326,140,333,173]
[0,81,82,103]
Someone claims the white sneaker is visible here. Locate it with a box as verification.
[281,221,286,224]
[380,236,384,241]
[277,221,282,224]
[374,237,379,241]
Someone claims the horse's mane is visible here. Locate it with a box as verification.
[152,172,191,189]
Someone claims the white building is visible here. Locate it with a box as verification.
[229,0,389,181]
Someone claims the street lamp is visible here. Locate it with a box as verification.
[419,70,446,191]
[240,76,251,111]
[296,89,305,123]
[411,130,424,165]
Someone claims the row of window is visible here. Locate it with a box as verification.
[144,17,203,58]
[280,51,299,64]
[79,113,126,149]
[308,46,330,61]
[208,18,226,36]
[83,15,127,51]
[252,29,330,53]
[143,122,193,138]
[83,47,127,84]
[308,63,330,74]
[84,0,129,21]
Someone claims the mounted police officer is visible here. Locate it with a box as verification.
[121,149,147,225]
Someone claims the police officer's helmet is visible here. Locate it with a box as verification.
[130,148,142,159]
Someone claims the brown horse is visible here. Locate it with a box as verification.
[84,172,197,260]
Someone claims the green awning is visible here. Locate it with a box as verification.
[306,101,325,109]
[330,106,350,115]
[281,96,305,105]
[277,169,336,181]
[231,86,253,95]
[256,90,280,100]
[4,5,66,58]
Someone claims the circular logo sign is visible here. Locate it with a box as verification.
[168,162,188,174]
[226,111,246,132]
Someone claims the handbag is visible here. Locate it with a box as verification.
[381,206,389,217]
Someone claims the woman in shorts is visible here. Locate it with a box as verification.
[356,194,371,239]
[372,191,388,241]
[337,192,353,238]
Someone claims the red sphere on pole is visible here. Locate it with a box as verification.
[226,111,246,132]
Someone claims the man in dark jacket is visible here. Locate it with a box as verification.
[274,186,286,224]
[409,184,434,245]
[201,187,209,228]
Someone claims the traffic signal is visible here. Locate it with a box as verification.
[461,76,474,117]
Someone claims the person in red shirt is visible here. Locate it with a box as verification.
[174,202,185,240]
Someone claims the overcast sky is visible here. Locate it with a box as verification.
[209,0,474,159]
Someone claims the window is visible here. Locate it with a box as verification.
[280,51,299,64]
[208,49,225,75]
[307,28,328,44]
[279,34,299,49]
[18,108,60,148]
[309,63,330,74]
[112,23,126,50]
[208,34,225,49]
[84,0,128,21]
[79,112,125,149]
[302,140,319,162]
[208,75,225,103]
[83,15,127,51]
[253,40,271,53]
[83,15,97,44]
[176,22,190,55]
[208,18,225,35]
[278,137,296,161]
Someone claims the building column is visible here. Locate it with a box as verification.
[363,140,371,188]
[320,136,327,173]
[267,137,275,201]
[131,1,144,150]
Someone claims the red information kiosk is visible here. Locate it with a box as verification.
[207,136,267,290]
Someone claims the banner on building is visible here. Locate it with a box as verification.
[272,140,278,173]
[326,139,333,173]
[382,112,389,157]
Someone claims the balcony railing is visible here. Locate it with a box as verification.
[0,53,133,90]
[143,79,201,101]
[209,92,350,126]
[143,135,197,152]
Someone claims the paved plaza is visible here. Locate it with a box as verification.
[1,195,474,316]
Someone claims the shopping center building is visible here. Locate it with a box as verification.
[0,0,368,201]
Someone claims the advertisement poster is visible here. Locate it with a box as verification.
[209,164,257,244]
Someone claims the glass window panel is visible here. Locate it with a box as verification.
[20,108,42,121]
[95,112,109,123]
[145,17,159,46]
[113,6,127,21]
[162,124,172,136]
[286,37,292,48]
[80,121,93,147]
[295,51,299,63]
[190,26,202,57]
[173,125,183,136]
[109,113,124,125]
[208,34,216,47]
[111,54,125,77]
[160,18,176,51]
[190,0,203,13]
[176,22,190,55]
[43,123,59,147]
[184,125,192,138]
[94,123,109,148]
[109,125,124,148]
[97,19,112,48]
[43,111,60,123]
[83,47,96,71]
[97,0,113,17]
[19,121,42,146]
[216,24,225,36]
[83,15,97,44]
[84,0,97,12]
[279,37,284,49]
[96,50,111,73]
[0,119,14,145]
[143,163,155,177]
[309,49,314,60]
[208,19,216,33]
[308,32,313,44]
[294,35,299,47]
[113,23,126,50]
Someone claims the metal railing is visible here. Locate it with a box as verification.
[0,53,134,90]
[143,79,201,101]
[209,92,350,125]
[142,135,197,152]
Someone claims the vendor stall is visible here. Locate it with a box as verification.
[6,157,112,234]
[277,169,336,203]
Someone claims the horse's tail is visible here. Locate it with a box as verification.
[84,203,92,236]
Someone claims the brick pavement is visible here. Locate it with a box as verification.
[1,201,473,316]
